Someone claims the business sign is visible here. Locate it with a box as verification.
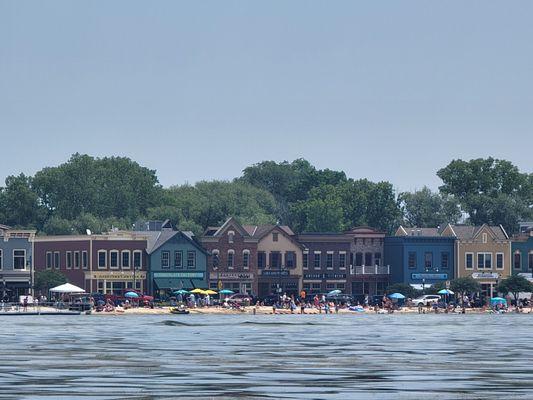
[209,272,254,280]
[471,272,499,280]
[87,271,147,280]
[304,273,347,280]
[411,273,448,280]
[153,272,204,279]
[261,270,289,277]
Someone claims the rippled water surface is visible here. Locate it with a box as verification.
[1,313,533,399]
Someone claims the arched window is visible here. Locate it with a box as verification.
[514,251,522,269]
[243,249,250,269]
[227,250,235,268]
[228,231,235,244]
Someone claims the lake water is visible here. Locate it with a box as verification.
[0,313,532,399]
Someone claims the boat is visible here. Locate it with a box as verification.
[169,307,190,315]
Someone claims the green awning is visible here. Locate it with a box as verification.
[153,277,204,290]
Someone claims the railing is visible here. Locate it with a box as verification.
[354,265,390,275]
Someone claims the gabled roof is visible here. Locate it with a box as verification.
[0,224,11,231]
[139,229,208,255]
[447,224,509,240]
[244,224,294,239]
[205,217,250,238]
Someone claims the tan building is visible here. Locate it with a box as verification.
[441,224,511,297]
[250,224,304,297]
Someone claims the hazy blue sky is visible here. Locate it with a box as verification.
[1,1,531,192]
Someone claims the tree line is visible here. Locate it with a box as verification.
[0,154,531,236]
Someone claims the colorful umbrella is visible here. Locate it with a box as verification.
[190,288,205,294]
[124,291,139,298]
[204,290,217,295]
[219,289,234,295]
[174,289,189,295]
[388,293,405,299]
[438,289,454,295]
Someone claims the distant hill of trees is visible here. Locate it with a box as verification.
[0,154,531,236]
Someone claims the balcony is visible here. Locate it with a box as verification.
[353,265,389,275]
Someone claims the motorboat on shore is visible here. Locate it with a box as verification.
[169,307,190,315]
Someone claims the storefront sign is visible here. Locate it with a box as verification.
[411,273,448,280]
[304,273,347,280]
[471,272,499,279]
[209,272,254,280]
[87,271,147,280]
[261,270,289,277]
[154,272,204,279]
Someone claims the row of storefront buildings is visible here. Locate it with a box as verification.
[1,219,532,301]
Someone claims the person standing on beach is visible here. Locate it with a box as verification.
[23,296,28,312]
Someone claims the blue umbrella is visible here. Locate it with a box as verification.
[328,289,342,296]
[124,291,139,298]
[173,289,189,295]
[490,297,506,304]
[219,289,234,295]
[438,289,454,295]
[388,293,405,299]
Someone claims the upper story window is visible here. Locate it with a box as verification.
[529,252,533,271]
[482,233,488,243]
[303,251,309,269]
[408,252,416,269]
[286,252,295,268]
[424,252,433,269]
[339,252,346,269]
[228,231,235,243]
[441,252,449,269]
[110,250,119,269]
[122,251,130,269]
[227,250,234,268]
[514,252,521,269]
[0,249,2,269]
[355,252,363,266]
[133,250,142,269]
[272,232,279,242]
[326,253,333,269]
[161,251,170,268]
[82,251,88,269]
[174,251,183,268]
[187,251,196,269]
[374,253,382,267]
[46,251,52,269]
[313,252,321,269]
[98,250,107,269]
[74,251,80,269]
[243,250,250,269]
[465,253,473,269]
[477,253,492,270]
[496,253,504,270]
[13,250,26,270]
[364,252,372,266]
[257,251,266,269]
[66,251,72,269]
[271,252,281,269]
[54,251,61,269]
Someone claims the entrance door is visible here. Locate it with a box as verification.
[258,282,270,297]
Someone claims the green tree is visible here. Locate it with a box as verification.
[34,270,67,294]
[0,174,44,228]
[290,185,344,232]
[497,275,533,303]
[437,158,532,233]
[450,277,481,309]
[399,186,461,227]
[32,153,163,221]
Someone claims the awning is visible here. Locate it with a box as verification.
[154,277,203,290]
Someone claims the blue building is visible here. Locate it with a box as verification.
[134,221,208,298]
[511,223,533,277]
[384,226,455,290]
[0,224,36,301]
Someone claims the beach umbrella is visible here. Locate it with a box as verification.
[219,289,234,295]
[490,297,507,304]
[438,289,454,295]
[49,283,85,294]
[190,288,205,294]
[174,289,189,295]
[204,290,217,295]
[388,293,405,299]
[328,289,342,296]
[124,291,139,298]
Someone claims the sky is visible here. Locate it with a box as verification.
[1,1,531,192]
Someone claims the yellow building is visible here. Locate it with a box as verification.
[441,224,511,297]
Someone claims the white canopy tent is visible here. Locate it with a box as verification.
[49,283,85,294]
